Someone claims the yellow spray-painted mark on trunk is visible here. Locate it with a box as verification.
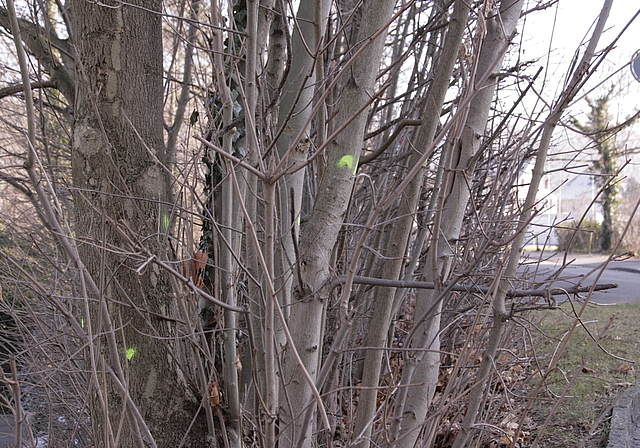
[337,155,357,175]
[126,347,137,361]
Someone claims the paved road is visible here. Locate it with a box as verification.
[521,252,640,304]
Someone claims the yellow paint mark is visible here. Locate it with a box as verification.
[337,155,357,174]
[161,214,170,232]
[126,347,137,361]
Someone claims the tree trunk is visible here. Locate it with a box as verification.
[275,0,329,316]
[453,3,614,446]
[392,2,524,447]
[71,1,207,446]
[352,2,468,446]
[279,1,396,446]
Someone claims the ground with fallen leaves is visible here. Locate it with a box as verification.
[526,300,640,447]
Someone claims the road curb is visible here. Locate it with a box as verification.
[607,384,640,448]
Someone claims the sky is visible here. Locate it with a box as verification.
[517,1,640,230]
[518,0,640,176]
[522,0,640,118]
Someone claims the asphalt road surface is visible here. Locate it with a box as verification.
[521,252,640,304]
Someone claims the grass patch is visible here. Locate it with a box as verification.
[528,301,640,447]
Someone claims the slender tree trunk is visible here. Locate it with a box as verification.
[391,2,524,447]
[71,1,207,446]
[274,0,329,320]
[352,2,469,446]
[452,3,613,446]
[279,1,396,446]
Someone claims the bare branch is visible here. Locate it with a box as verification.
[0,80,57,99]
[333,275,617,298]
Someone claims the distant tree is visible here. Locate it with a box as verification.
[572,89,638,252]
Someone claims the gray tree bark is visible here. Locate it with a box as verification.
[71,1,207,446]
[273,0,330,323]
[279,1,396,446]
[352,2,469,447]
[391,2,524,447]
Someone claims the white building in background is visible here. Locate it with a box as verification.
[518,162,560,250]
[518,149,616,251]
[520,152,639,251]
[557,170,602,224]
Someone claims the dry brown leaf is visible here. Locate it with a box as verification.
[617,362,634,375]
[182,252,209,288]
[233,355,243,373]
[192,252,208,288]
[209,381,220,407]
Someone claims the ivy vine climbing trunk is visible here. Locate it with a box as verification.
[71,0,208,446]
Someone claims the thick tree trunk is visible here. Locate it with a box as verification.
[71,1,208,446]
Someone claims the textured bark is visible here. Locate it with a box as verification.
[71,1,207,446]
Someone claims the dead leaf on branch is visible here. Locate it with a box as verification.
[209,381,220,408]
[182,251,209,288]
